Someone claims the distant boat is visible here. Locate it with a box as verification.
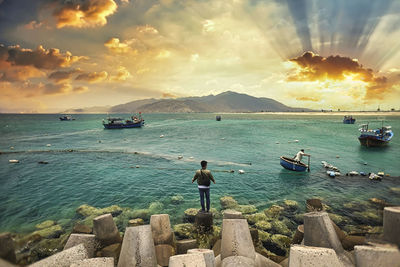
[103,113,144,129]
[343,115,355,124]
[280,156,309,172]
[216,115,221,121]
[59,115,75,121]
[358,123,393,147]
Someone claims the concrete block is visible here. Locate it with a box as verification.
[0,232,16,263]
[383,206,400,247]
[70,257,114,267]
[223,210,244,219]
[176,239,197,254]
[255,252,281,267]
[29,243,89,267]
[155,244,175,267]
[280,258,288,267]
[341,235,365,251]
[291,225,304,244]
[117,225,157,267]
[169,253,207,267]
[0,258,17,267]
[188,248,215,267]
[196,212,213,233]
[93,214,121,246]
[150,214,174,246]
[212,239,221,257]
[64,233,97,257]
[288,245,343,267]
[221,219,255,260]
[354,245,400,267]
[215,255,221,267]
[73,223,92,234]
[98,243,121,264]
[221,256,256,267]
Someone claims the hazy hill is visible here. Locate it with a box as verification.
[64,91,310,113]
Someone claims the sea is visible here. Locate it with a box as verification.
[0,113,399,233]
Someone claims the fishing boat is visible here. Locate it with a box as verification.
[216,115,221,121]
[343,115,355,124]
[280,156,309,172]
[358,123,393,147]
[102,113,144,129]
[59,115,74,121]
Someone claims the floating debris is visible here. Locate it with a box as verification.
[10,146,14,150]
[9,159,19,163]
[98,140,102,143]
[46,144,51,147]
[348,171,359,176]
[177,155,183,159]
[220,138,225,140]
[369,173,382,181]
[135,165,140,168]
[294,140,299,143]
[238,170,245,174]
[160,135,164,138]
[275,142,280,144]
[229,170,234,173]
[336,155,340,158]
[38,161,49,164]
[189,156,194,160]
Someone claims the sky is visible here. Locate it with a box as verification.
[1,0,400,113]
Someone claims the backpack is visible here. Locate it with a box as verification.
[198,170,211,186]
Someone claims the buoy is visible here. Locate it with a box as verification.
[349,171,359,176]
[9,159,19,163]
[136,165,140,168]
[377,172,384,176]
[336,155,340,158]
[294,140,299,143]
[160,135,164,138]
[364,162,368,165]
[98,140,102,143]
[38,161,49,164]
[178,156,183,159]
[46,144,51,147]
[229,170,234,173]
[10,146,14,150]
[221,138,225,140]
[189,156,194,160]
[275,142,280,144]
[360,172,366,176]
[327,171,335,177]
[238,170,245,174]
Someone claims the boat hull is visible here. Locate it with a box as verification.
[358,136,389,147]
[103,121,144,129]
[343,119,355,124]
[280,156,308,172]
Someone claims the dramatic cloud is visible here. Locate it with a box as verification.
[0,62,44,82]
[287,52,394,100]
[48,69,82,83]
[110,66,130,81]
[75,71,108,83]
[52,0,118,28]
[104,38,137,54]
[43,83,72,95]
[73,86,89,93]
[0,44,83,69]
[24,20,43,30]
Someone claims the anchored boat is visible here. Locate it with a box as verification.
[59,115,75,121]
[358,123,393,147]
[280,156,309,172]
[343,115,355,124]
[103,113,144,129]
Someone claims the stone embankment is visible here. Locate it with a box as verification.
[1,197,400,266]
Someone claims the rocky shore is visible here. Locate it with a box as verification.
[1,195,400,266]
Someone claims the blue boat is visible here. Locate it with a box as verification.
[358,124,393,147]
[280,156,308,172]
[103,113,144,129]
[343,116,355,124]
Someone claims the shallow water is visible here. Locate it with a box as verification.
[0,113,399,232]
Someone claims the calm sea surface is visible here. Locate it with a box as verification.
[1,113,399,232]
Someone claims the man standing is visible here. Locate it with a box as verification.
[294,149,310,163]
[192,160,216,212]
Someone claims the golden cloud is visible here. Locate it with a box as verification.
[0,44,84,69]
[73,86,89,93]
[295,96,321,102]
[110,66,131,81]
[48,68,82,83]
[104,38,137,54]
[288,51,393,100]
[43,83,72,95]
[162,92,177,98]
[75,71,108,83]
[53,0,118,28]
[0,61,45,82]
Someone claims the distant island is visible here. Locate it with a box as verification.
[64,91,312,113]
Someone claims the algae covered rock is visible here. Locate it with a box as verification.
[32,225,64,239]
[184,208,198,223]
[255,221,272,231]
[192,225,221,249]
[264,205,284,219]
[270,220,291,236]
[128,218,144,227]
[149,201,164,213]
[174,223,195,239]
[35,220,55,230]
[171,195,184,204]
[328,213,348,226]
[220,196,238,209]
[246,213,268,225]
[283,200,299,211]
[237,204,257,214]
[270,234,291,253]
[76,204,122,218]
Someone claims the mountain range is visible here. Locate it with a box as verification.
[64,91,311,113]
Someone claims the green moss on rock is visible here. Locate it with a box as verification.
[220,196,238,209]
[35,220,55,230]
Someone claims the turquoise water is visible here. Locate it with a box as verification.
[1,114,399,232]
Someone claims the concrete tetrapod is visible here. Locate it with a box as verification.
[188,248,215,267]
[220,219,256,260]
[169,253,207,267]
[354,245,400,267]
[176,239,197,254]
[64,233,97,258]
[383,206,400,247]
[288,245,344,267]
[303,212,353,267]
[150,214,175,246]
[117,225,157,267]
[70,257,114,267]
[93,214,122,246]
[155,244,175,267]
[222,210,244,219]
[221,256,256,267]
[29,243,89,267]
[254,253,282,267]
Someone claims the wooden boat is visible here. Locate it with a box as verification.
[343,116,355,124]
[358,123,393,147]
[103,113,144,129]
[280,156,308,172]
[59,115,75,121]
